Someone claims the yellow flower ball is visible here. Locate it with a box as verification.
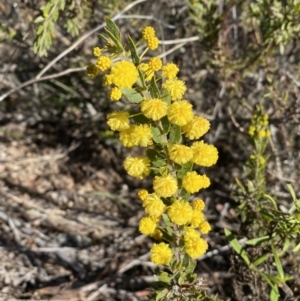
[185,229,208,259]
[150,242,173,266]
[92,47,102,57]
[148,57,162,71]
[109,87,122,101]
[199,221,211,234]
[142,26,156,40]
[120,124,153,147]
[162,63,179,79]
[168,144,193,165]
[191,141,218,167]
[131,124,153,147]
[138,189,148,201]
[119,128,135,147]
[190,210,205,227]
[96,56,111,71]
[107,111,130,131]
[123,156,150,179]
[139,216,157,235]
[167,100,194,126]
[86,64,99,78]
[182,171,210,193]
[141,98,168,121]
[146,36,159,50]
[193,199,206,211]
[182,115,210,140]
[162,78,186,100]
[168,200,193,225]
[110,60,138,88]
[153,174,178,198]
[144,194,166,218]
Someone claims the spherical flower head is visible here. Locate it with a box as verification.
[168,200,193,225]
[92,47,102,57]
[144,194,166,218]
[142,26,156,40]
[168,144,193,165]
[120,124,153,147]
[162,78,186,101]
[131,124,153,147]
[103,74,113,86]
[107,111,130,131]
[190,210,205,227]
[109,87,122,101]
[138,63,154,81]
[184,229,208,259]
[110,60,138,88]
[162,63,179,79]
[86,64,99,78]
[153,174,178,198]
[139,216,157,235]
[96,56,111,71]
[138,189,148,201]
[141,98,168,121]
[182,171,211,193]
[150,242,173,266]
[119,128,135,147]
[191,141,219,167]
[199,221,211,234]
[167,100,194,126]
[248,125,255,136]
[193,199,205,211]
[148,57,162,71]
[146,36,159,50]
[258,129,267,138]
[124,156,150,179]
[182,116,210,140]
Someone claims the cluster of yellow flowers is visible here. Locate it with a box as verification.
[87,24,218,267]
[248,113,270,138]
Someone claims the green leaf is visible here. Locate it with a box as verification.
[34,16,45,23]
[271,244,284,279]
[159,272,171,284]
[137,68,147,89]
[186,258,196,274]
[161,116,170,133]
[127,36,140,65]
[254,254,269,266]
[151,126,163,144]
[105,17,120,40]
[149,77,160,98]
[245,235,270,246]
[161,89,171,105]
[104,29,124,53]
[258,272,278,291]
[131,113,149,124]
[264,194,278,210]
[178,272,187,285]
[177,161,193,179]
[293,242,300,252]
[37,25,44,35]
[169,125,182,144]
[122,88,143,103]
[155,288,168,301]
[270,287,280,301]
[224,228,250,266]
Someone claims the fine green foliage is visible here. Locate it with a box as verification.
[33,0,91,56]
[230,105,299,300]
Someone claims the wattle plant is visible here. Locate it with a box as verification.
[87,18,219,301]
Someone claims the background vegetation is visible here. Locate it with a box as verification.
[0,0,299,300]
